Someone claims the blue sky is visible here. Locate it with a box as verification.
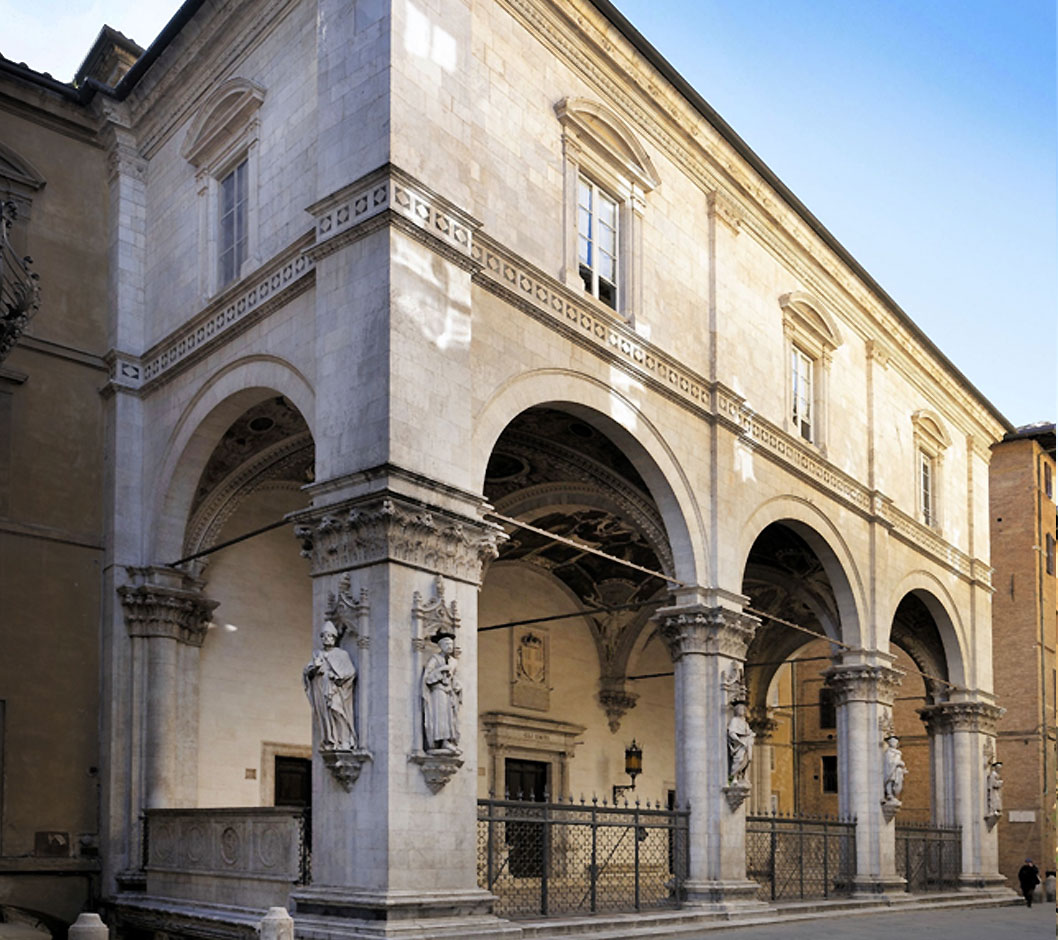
[3,0,1055,428]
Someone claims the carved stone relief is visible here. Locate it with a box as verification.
[511,626,550,711]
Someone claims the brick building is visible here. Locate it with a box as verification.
[990,423,1057,885]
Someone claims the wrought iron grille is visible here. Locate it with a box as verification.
[895,823,960,892]
[746,814,856,902]
[477,796,688,917]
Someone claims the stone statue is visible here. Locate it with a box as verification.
[422,630,462,753]
[986,760,1003,817]
[303,620,357,750]
[882,734,907,802]
[727,701,755,783]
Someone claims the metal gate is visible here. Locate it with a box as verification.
[477,796,689,917]
[895,823,960,891]
[746,814,856,901]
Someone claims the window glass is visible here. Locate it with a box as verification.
[818,686,836,729]
[821,754,838,793]
[920,451,934,526]
[791,346,813,440]
[577,175,618,310]
[219,159,248,287]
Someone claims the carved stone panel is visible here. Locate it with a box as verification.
[511,626,550,711]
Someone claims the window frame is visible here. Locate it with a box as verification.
[577,174,619,310]
[556,98,659,323]
[911,410,951,531]
[779,292,843,452]
[181,78,265,298]
[217,157,249,289]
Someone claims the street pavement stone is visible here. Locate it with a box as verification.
[681,902,1053,939]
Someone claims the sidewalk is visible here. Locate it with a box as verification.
[678,901,1049,940]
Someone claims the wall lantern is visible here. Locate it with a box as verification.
[612,739,643,803]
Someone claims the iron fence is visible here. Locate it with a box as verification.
[477,796,688,917]
[895,823,960,892]
[746,813,856,902]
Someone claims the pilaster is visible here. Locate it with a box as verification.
[654,603,764,909]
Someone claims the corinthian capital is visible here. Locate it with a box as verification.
[823,662,904,706]
[654,605,758,662]
[118,566,218,647]
[292,492,506,583]
[919,700,1004,734]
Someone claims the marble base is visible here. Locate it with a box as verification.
[682,878,769,910]
[290,887,521,939]
[850,874,908,896]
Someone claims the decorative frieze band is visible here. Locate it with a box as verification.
[118,567,218,647]
[654,606,758,662]
[823,663,904,707]
[292,494,507,583]
[307,165,479,266]
[106,235,316,393]
[472,232,712,412]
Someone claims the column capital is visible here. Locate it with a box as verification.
[918,700,1004,735]
[748,706,778,740]
[654,605,758,662]
[291,491,507,583]
[823,662,904,706]
[117,566,218,647]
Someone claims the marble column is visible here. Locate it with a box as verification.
[289,485,518,938]
[919,700,1007,891]
[748,708,778,815]
[117,566,217,814]
[654,601,763,908]
[918,704,956,827]
[823,655,905,894]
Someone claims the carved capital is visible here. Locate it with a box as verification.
[654,606,758,662]
[823,663,904,707]
[597,686,639,734]
[118,567,218,647]
[292,493,507,583]
[919,700,1004,734]
[708,189,743,234]
[749,706,779,739]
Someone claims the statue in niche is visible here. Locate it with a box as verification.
[303,620,357,750]
[986,760,1003,817]
[422,629,462,754]
[882,734,907,802]
[727,700,755,784]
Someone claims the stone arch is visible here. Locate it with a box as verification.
[885,570,968,691]
[473,368,703,589]
[151,355,315,563]
[739,495,866,650]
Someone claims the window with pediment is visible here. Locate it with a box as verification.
[779,291,843,450]
[182,78,265,295]
[911,409,951,530]
[555,98,659,321]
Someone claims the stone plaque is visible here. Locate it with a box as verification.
[511,626,549,711]
[1008,810,1036,823]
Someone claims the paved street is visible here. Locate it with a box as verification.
[681,902,1052,939]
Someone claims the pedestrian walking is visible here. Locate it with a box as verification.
[1017,857,1040,907]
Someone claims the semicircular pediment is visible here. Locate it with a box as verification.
[182,77,266,168]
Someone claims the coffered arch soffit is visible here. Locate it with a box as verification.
[471,370,704,586]
[151,356,315,563]
[886,570,966,691]
[738,496,865,651]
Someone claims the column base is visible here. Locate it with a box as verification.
[956,873,1013,894]
[683,879,769,912]
[290,887,520,940]
[850,875,907,897]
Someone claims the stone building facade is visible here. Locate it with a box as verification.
[989,424,1057,887]
[1,0,1018,934]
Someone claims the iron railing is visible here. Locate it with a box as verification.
[477,796,688,917]
[895,823,960,892]
[746,813,856,902]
